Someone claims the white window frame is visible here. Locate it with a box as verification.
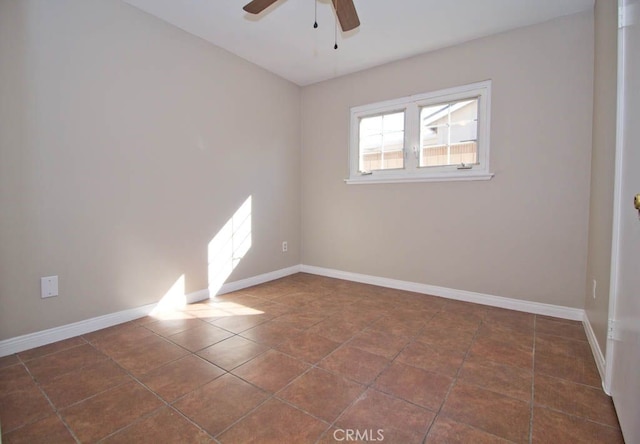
[346,80,494,184]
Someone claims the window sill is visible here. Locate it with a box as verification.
[345,172,495,185]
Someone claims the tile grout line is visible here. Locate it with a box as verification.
[420,305,489,443]
[209,287,401,442]
[171,287,347,441]
[3,276,617,443]
[89,336,221,443]
[529,314,537,444]
[13,353,82,443]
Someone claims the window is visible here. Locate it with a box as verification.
[347,81,493,184]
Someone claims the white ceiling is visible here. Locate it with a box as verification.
[122,0,594,86]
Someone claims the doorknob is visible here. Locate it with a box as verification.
[635,194,640,211]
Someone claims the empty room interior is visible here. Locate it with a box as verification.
[1,0,638,443]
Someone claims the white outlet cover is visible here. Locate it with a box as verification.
[41,276,59,298]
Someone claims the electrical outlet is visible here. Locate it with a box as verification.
[592,279,597,300]
[282,241,288,253]
[41,276,59,299]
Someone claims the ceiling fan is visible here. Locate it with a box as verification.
[243,0,360,32]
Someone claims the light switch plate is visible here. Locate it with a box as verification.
[41,276,59,298]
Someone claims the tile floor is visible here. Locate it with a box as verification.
[0,273,624,443]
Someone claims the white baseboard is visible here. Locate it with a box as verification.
[300,265,585,321]
[0,302,157,358]
[186,289,210,304]
[216,265,301,295]
[583,312,608,392]
[0,265,301,358]
[0,264,592,359]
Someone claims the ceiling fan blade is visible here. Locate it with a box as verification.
[243,0,279,14]
[332,0,360,32]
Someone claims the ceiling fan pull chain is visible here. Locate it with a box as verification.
[334,1,338,50]
[313,0,318,28]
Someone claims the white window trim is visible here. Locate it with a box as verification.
[346,80,494,185]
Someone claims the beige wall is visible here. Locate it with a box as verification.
[0,0,301,340]
[585,0,618,353]
[301,12,594,308]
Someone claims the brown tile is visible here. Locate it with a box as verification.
[534,374,619,427]
[140,355,225,402]
[61,381,163,442]
[475,323,534,348]
[458,355,533,402]
[0,354,20,369]
[259,302,296,317]
[537,315,582,326]
[469,337,533,370]
[174,373,268,436]
[237,282,298,300]
[40,359,131,408]
[0,364,33,394]
[101,407,212,443]
[535,333,592,359]
[329,309,384,329]
[306,318,363,343]
[441,382,530,443]
[484,308,535,334]
[390,305,439,322]
[212,293,273,310]
[271,312,328,330]
[232,349,309,393]
[532,406,624,443]
[425,417,512,444]
[131,315,157,326]
[276,331,340,364]
[240,321,303,347]
[0,384,53,432]
[417,325,476,352]
[82,321,143,343]
[197,335,269,371]
[217,397,327,443]
[535,350,601,387]
[303,297,353,314]
[2,414,75,444]
[210,313,273,333]
[178,302,229,321]
[17,337,86,362]
[428,312,482,333]
[278,368,365,422]
[112,337,189,377]
[536,317,587,341]
[167,323,233,351]
[336,389,435,443]
[272,291,319,307]
[318,345,390,384]
[24,344,107,382]
[349,329,410,359]
[144,317,207,337]
[89,325,156,358]
[368,316,426,337]
[374,361,452,411]
[396,340,466,377]
[442,300,488,317]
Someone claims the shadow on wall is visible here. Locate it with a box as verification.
[150,196,252,319]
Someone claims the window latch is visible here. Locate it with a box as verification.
[457,163,473,170]
[412,146,419,159]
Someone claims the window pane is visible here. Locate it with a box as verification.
[359,112,404,172]
[420,98,479,167]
